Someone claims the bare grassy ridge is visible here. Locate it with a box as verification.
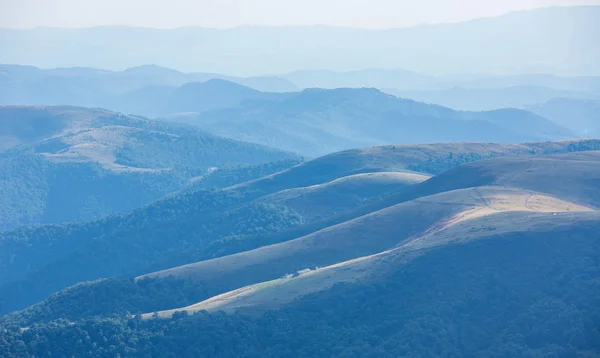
[234,139,600,194]
[258,172,430,221]
[147,204,599,318]
[141,150,600,317]
[139,186,593,297]
[4,141,600,319]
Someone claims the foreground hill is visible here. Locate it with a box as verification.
[139,182,597,295]
[2,147,600,357]
[0,105,297,230]
[174,88,575,157]
[2,140,599,320]
[3,223,599,356]
[149,209,599,317]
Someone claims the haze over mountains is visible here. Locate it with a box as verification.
[527,97,600,136]
[171,87,575,156]
[1,3,600,357]
[3,64,595,157]
[1,6,599,76]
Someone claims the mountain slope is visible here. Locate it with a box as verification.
[140,151,600,318]
[175,88,575,157]
[527,97,600,135]
[139,185,594,295]
[0,105,297,230]
[258,172,430,221]
[147,210,600,317]
[231,140,600,194]
[1,140,599,317]
[4,222,598,357]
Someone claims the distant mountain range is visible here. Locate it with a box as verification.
[527,98,600,136]
[1,6,599,76]
[384,86,599,111]
[169,87,576,157]
[283,69,600,94]
[2,68,583,158]
[0,64,297,106]
[2,64,599,134]
[0,105,298,230]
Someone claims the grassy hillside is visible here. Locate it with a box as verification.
[411,151,600,208]
[258,172,430,221]
[148,210,600,316]
[235,139,600,193]
[0,105,297,230]
[140,186,593,294]
[1,141,600,358]
[3,212,599,357]
[1,141,599,319]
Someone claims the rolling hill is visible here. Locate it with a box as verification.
[225,140,600,195]
[4,218,598,357]
[3,140,599,320]
[147,209,599,316]
[258,172,430,221]
[136,150,600,295]
[0,105,297,230]
[3,147,599,357]
[174,88,576,157]
[139,182,597,297]
[2,139,600,357]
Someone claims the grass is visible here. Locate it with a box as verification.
[138,185,595,310]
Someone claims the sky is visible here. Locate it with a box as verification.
[1,0,599,29]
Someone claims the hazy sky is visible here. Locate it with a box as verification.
[1,0,599,29]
